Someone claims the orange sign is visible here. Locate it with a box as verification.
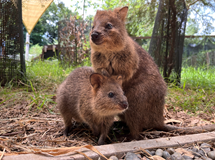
[22,0,53,34]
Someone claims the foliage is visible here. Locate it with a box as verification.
[100,0,158,37]
[58,16,90,67]
[98,0,215,36]
[39,1,76,44]
[185,18,199,35]
[185,0,215,35]
[25,1,78,45]
[23,19,46,46]
[29,44,43,56]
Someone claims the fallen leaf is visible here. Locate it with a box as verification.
[0,148,5,160]
[2,145,108,159]
[175,148,194,158]
[164,119,182,124]
[190,119,200,126]
[149,155,165,160]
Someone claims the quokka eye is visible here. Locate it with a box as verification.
[105,23,113,29]
[92,26,94,30]
[108,92,114,98]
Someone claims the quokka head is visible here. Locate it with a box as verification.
[90,6,129,52]
[90,73,128,116]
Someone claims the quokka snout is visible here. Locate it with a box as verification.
[57,67,128,145]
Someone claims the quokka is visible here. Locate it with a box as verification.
[90,6,215,139]
[57,67,128,145]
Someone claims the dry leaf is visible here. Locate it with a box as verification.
[149,155,165,160]
[138,148,151,157]
[175,148,194,158]
[164,119,182,124]
[83,145,108,160]
[0,148,5,160]
[190,119,200,126]
[2,145,108,160]
[75,151,93,160]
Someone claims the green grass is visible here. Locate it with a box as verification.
[27,60,73,87]
[29,44,43,56]
[1,59,214,115]
[181,66,215,90]
[166,66,215,114]
[0,58,92,111]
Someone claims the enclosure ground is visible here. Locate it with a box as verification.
[0,86,215,156]
[2,132,215,160]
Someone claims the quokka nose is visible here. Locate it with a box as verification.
[119,101,128,110]
[91,31,100,40]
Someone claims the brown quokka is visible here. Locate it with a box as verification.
[90,6,215,139]
[56,67,128,145]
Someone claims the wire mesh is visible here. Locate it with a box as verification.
[183,37,215,67]
[0,0,25,85]
[148,0,188,83]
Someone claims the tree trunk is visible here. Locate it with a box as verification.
[149,0,188,84]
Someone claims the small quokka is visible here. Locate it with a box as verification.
[56,67,128,145]
[90,6,215,138]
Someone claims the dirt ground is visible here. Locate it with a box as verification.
[0,96,215,154]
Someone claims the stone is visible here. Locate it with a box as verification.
[201,143,212,148]
[172,152,185,160]
[150,151,156,155]
[125,152,140,160]
[208,151,215,160]
[167,148,176,155]
[145,149,152,156]
[155,149,163,157]
[192,151,201,157]
[203,148,211,154]
[109,156,118,160]
[192,147,199,153]
[163,151,171,159]
[182,155,193,160]
[201,143,211,153]
[198,149,206,156]
[202,156,212,160]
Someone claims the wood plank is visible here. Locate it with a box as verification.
[3,131,215,160]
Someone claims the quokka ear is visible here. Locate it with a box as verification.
[90,73,104,89]
[116,75,123,86]
[117,6,128,22]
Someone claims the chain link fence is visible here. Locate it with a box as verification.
[0,0,25,85]
[183,36,215,67]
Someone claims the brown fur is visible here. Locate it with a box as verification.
[90,6,215,139]
[90,6,167,139]
[56,66,128,145]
